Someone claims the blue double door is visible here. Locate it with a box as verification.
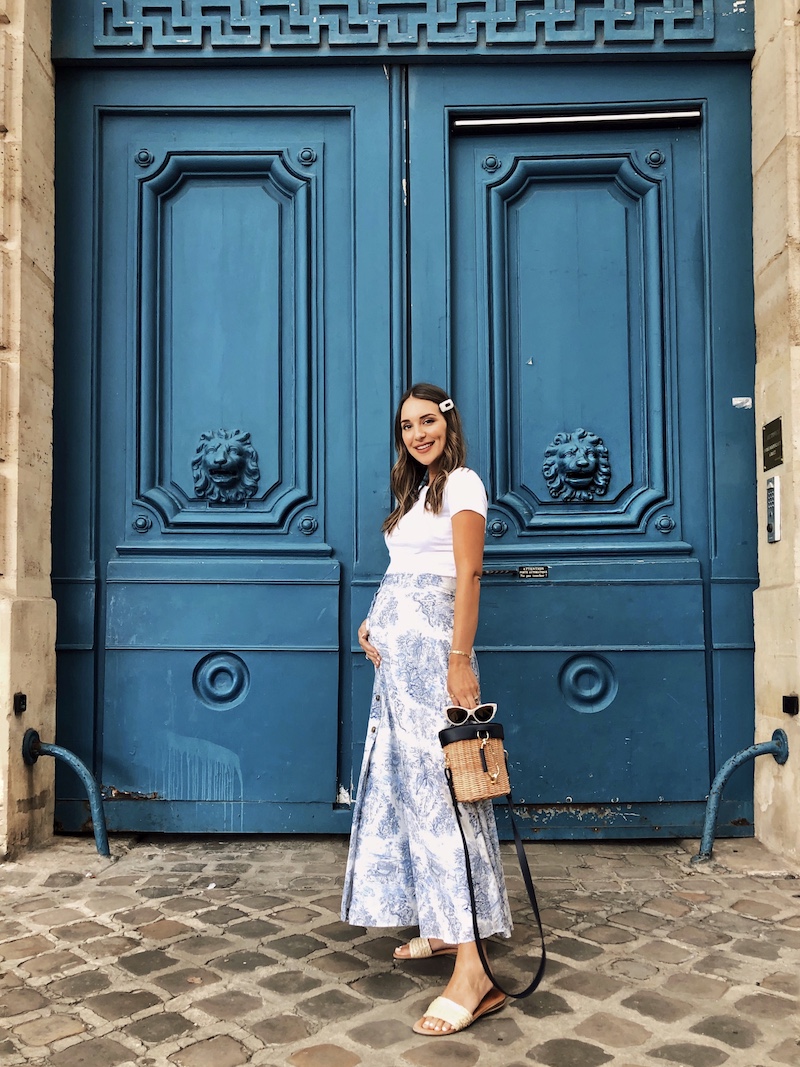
[54,63,756,836]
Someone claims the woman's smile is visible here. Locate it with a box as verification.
[400,397,448,473]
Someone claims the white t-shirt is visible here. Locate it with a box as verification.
[384,467,488,577]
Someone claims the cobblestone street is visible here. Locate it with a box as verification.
[0,834,798,1066]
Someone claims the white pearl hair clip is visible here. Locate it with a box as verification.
[439,398,454,412]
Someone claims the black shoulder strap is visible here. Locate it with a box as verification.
[446,769,546,999]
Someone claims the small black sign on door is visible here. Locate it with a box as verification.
[763,418,783,471]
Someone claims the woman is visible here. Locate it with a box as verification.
[341,383,512,1036]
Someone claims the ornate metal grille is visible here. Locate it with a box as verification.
[94,0,715,50]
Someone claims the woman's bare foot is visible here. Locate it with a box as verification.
[415,942,499,1034]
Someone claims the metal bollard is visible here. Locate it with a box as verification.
[691,729,789,864]
[22,729,111,858]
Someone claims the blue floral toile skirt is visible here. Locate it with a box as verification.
[341,572,512,943]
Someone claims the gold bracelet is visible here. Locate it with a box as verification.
[449,649,472,658]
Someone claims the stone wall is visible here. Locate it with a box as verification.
[752,0,800,861]
[0,0,56,856]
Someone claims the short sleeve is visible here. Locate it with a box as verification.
[445,468,488,519]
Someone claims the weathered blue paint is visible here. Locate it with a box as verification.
[52,9,756,839]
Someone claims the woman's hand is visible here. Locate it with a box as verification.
[447,657,480,709]
[358,619,381,668]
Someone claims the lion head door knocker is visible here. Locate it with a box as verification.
[192,429,260,505]
[542,429,611,502]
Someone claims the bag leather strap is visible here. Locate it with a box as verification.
[445,768,547,999]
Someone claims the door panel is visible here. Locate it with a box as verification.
[408,65,756,834]
[54,68,392,832]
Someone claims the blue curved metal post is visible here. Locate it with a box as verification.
[692,730,789,864]
[22,730,110,858]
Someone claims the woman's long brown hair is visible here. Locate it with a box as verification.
[382,383,467,535]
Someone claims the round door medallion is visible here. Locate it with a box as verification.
[559,654,618,714]
[193,652,250,710]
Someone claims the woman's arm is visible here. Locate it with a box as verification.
[447,509,485,708]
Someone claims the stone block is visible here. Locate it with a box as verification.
[610,910,663,932]
[349,971,417,1000]
[621,990,693,1023]
[200,905,247,926]
[515,990,573,1018]
[82,936,138,959]
[311,951,365,974]
[46,970,112,999]
[267,934,327,958]
[768,1036,800,1065]
[46,1036,136,1067]
[753,137,796,275]
[0,933,52,959]
[315,921,360,942]
[18,141,54,277]
[670,924,731,949]
[759,245,800,354]
[298,988,369,1022]
[18,949,82,976]
[195,990,262,1020]
[12,1012,85,1046]
[85,988,162,1021]
[357,935,404,960]
[227,918,280,938]
[546,937,603,961]
[760,970,799,996]
[155,967,222,996]
[574,1011,652,1047]
[648,1042,729,1066]
[730,936,781,960]
[117,949,180,975]
[689,1014,760,1049]
[288,1045,361,1067]
[137,918,192,940]
[259,969,321,995]
[580,925,636,945]
[251,1013,312,1045]
[526,1037,613,1066]
[734,991,797,1018]
[0,986,48,1016]
[212,948,275,972]
[553,971,623,1001]
[662,974,729,1000]
[177,934,232,957]
[168,1034,250,1067]
[125,1011,195,1044]
[347,1018,418,1049]
[755,0,797,52]
[0,140,20,245]
[752,29,790,174]
[643,897,691,918]
[634,940,693,964]
[52,920,112,942]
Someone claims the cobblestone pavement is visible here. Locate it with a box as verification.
[0,835,799,1067]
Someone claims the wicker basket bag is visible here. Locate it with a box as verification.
[438,722,510,803]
